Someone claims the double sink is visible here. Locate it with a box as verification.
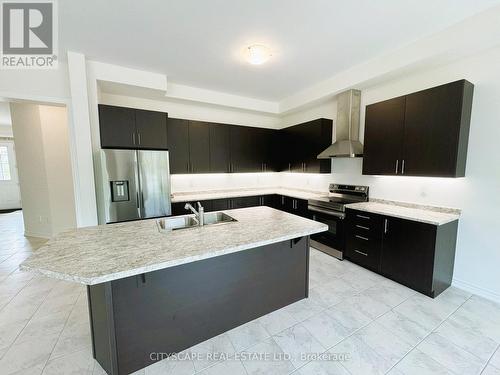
[157,211,237,232]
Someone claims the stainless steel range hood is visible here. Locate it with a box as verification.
[317,89,363,158]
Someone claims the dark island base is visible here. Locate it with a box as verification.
[87,236,310,375]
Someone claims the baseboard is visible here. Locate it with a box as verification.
[452,278,500,304]
[23,230,51,239]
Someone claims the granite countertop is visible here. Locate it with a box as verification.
[171,187,326,203]
[345,200,460,225]
[20,206,327,285]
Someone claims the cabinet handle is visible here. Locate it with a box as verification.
[137,132,141,145]
[281,196,285,205]
[356,214,370,219]
[132,132,136,145]
[288,163,291,172]
[355,235,369,241]
[354,249,368,257]
[384,219,389,234]
[356,224,369,230]
[186,162,190,173]
[304,162,306,172]
[402,160,405,175]
[395,160,399,174]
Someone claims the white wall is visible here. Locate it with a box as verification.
[278,46,500,302]
[10,103,77,237]
[171,173,281,194]
[10,103,53,237]
[99,93,281,129]
[38,106,78,234]
[0,62,70,101]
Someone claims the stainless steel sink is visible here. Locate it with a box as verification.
[203,212,237,225]
[157,212,237,232]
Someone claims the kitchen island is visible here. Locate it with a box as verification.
[21,206,327,375]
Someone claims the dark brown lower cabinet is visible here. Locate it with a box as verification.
[171,195,309,218]
[88,237,310,375]
[345,210,384,272]
[345,208,458,297]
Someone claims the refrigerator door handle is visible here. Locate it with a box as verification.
[135,150,142,218]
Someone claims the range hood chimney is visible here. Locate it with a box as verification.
[317,89,363,158]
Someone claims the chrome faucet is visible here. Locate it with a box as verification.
[184,202,204,226]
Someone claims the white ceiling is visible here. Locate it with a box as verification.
[60,0,500,101]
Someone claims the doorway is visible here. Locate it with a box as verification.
[0,139,22,212]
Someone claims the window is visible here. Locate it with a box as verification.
[0,146,11,181]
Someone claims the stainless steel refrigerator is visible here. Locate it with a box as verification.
[98,149,171,223]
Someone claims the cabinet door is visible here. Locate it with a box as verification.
[135,109,168,150]
[98,105,137,149]
[230,126,260,172]
[230,196,260,209]
[188,121,210,173]
[304,119,333,173]
[362,97,405,175]
[210,198,230,211]
[274,195,287,212]
[255,128,277,172]
[289,198,309,218]
[171,202,186,216]
[261,195,275,208]
[284,125,305,172]
[402,80,470,177]
[380,217,436,294]
[166,118,190,174]
[209,123,231,173]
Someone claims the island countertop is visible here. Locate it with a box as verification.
[20,206,327,285]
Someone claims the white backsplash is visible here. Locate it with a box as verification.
[171,173,282,193]
[171,158,467,211]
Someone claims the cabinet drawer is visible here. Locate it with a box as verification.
[347,209,384,239]
[345,236,381,272]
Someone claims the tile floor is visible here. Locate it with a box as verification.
[0,211,499,375]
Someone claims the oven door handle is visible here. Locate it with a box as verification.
[308,206,346,219]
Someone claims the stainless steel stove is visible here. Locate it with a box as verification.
[308,184,369,259]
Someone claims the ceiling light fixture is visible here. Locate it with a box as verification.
[245,44,272,65]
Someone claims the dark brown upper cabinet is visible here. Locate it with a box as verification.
[166,118,189,174]
[362,80,474,177]
[362,97,405,176]
[209,123,231,173]
[134,109,168,150]
[164,116,332,175]
[188,121,210,173]
[280,118,333,173]
[229,126,277,173]
[166,118,210,174]
[98,105,168,150]
[99,105,136,149]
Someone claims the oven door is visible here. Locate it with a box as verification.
[309,206,345,259]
